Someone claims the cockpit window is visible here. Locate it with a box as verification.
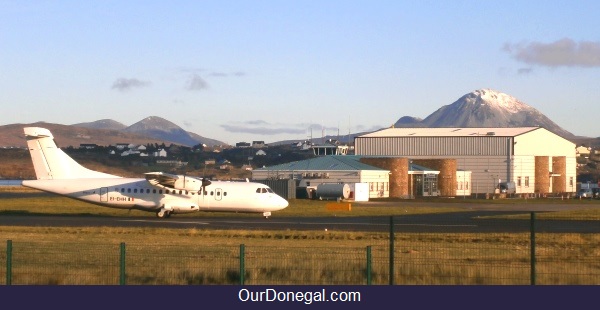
[256,188,271,193]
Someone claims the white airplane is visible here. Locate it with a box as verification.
[21,127,288,218]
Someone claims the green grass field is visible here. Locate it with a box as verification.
[1,186,599,284]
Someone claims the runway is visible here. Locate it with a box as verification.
[0,211,598,233]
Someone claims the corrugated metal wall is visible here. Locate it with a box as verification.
[254,179,296,200]
[355,136,510,156]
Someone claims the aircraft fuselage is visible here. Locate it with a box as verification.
[22,178,289,215]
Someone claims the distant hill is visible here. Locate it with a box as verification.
[123,116,218,147]
[0,116,227,148]
[73,119,128,131]
[0,122,174,148]
[394,89,575,139]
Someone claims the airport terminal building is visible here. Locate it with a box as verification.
[354,127,576,196]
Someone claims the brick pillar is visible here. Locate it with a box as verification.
[413,159,457,197]
[360,157,408,198]
[552,156,566,193]
[535,156,550,195]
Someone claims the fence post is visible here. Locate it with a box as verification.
[366,246,372,285]
[6,240,12,285]
[120,242,126,285]
[389,216,394,285]
[530,212,536,285]
[240,244,245,285]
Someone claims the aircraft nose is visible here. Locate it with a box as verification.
[278,197,289,209]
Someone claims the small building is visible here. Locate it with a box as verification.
[236,142,251,148]
[242,164,253,171]
[576,146,591,157]
[252,141,266,148]
[311,144,349,156]
[115,143,129,150]
[253,155,391,199]
[79,144,98,149]
[154,149,167,157]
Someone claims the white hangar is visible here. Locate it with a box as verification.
[354,127,576,196]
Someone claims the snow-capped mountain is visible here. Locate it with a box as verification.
[394,89,574,138]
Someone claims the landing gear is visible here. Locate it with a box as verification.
[263,211,272,219]
[156,208,172,218]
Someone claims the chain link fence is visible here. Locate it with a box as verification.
[1,213,599,285]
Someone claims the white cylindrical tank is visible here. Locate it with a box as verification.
[316,183,351,200]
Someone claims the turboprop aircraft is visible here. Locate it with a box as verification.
[21,127,288,218]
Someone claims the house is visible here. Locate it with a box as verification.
[153,149,167,157]
[115,143,129,150]
[252,141,266,148]
[236,142,251,148]
[79,144,98,149]
[255,149,267,156]
[242,164,253,171]
[576,146,591,157]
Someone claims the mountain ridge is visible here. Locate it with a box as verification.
[0,116,227,148]
[74,116,226,147]
[0,89,596,148]
[394,89,575,139]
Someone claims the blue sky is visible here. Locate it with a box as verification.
[2,1,599,144]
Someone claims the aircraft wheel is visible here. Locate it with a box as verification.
[156,209,166,218]
[165,211,172,218]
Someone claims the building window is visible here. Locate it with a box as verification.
[525,176,530,187]
[517,176,522,187]
[465,182,469,190]
[569,177,574,187]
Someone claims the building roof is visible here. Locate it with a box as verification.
[408,163,439,174]
[358,127,541,138]
[255,155,388,172]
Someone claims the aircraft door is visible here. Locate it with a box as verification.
[215,188,223,201]
[100,187,108,202]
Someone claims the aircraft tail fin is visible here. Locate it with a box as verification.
[24,127,119,180]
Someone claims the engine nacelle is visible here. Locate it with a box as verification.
[172,175,203,191]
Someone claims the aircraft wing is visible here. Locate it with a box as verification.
[144,172,211,190]
[144,172,179,188]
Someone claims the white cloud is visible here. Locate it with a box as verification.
[187,74,209,91]
[111,78,151,91]
[503,38,600,68]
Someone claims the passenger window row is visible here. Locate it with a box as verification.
[114,187,227,197]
